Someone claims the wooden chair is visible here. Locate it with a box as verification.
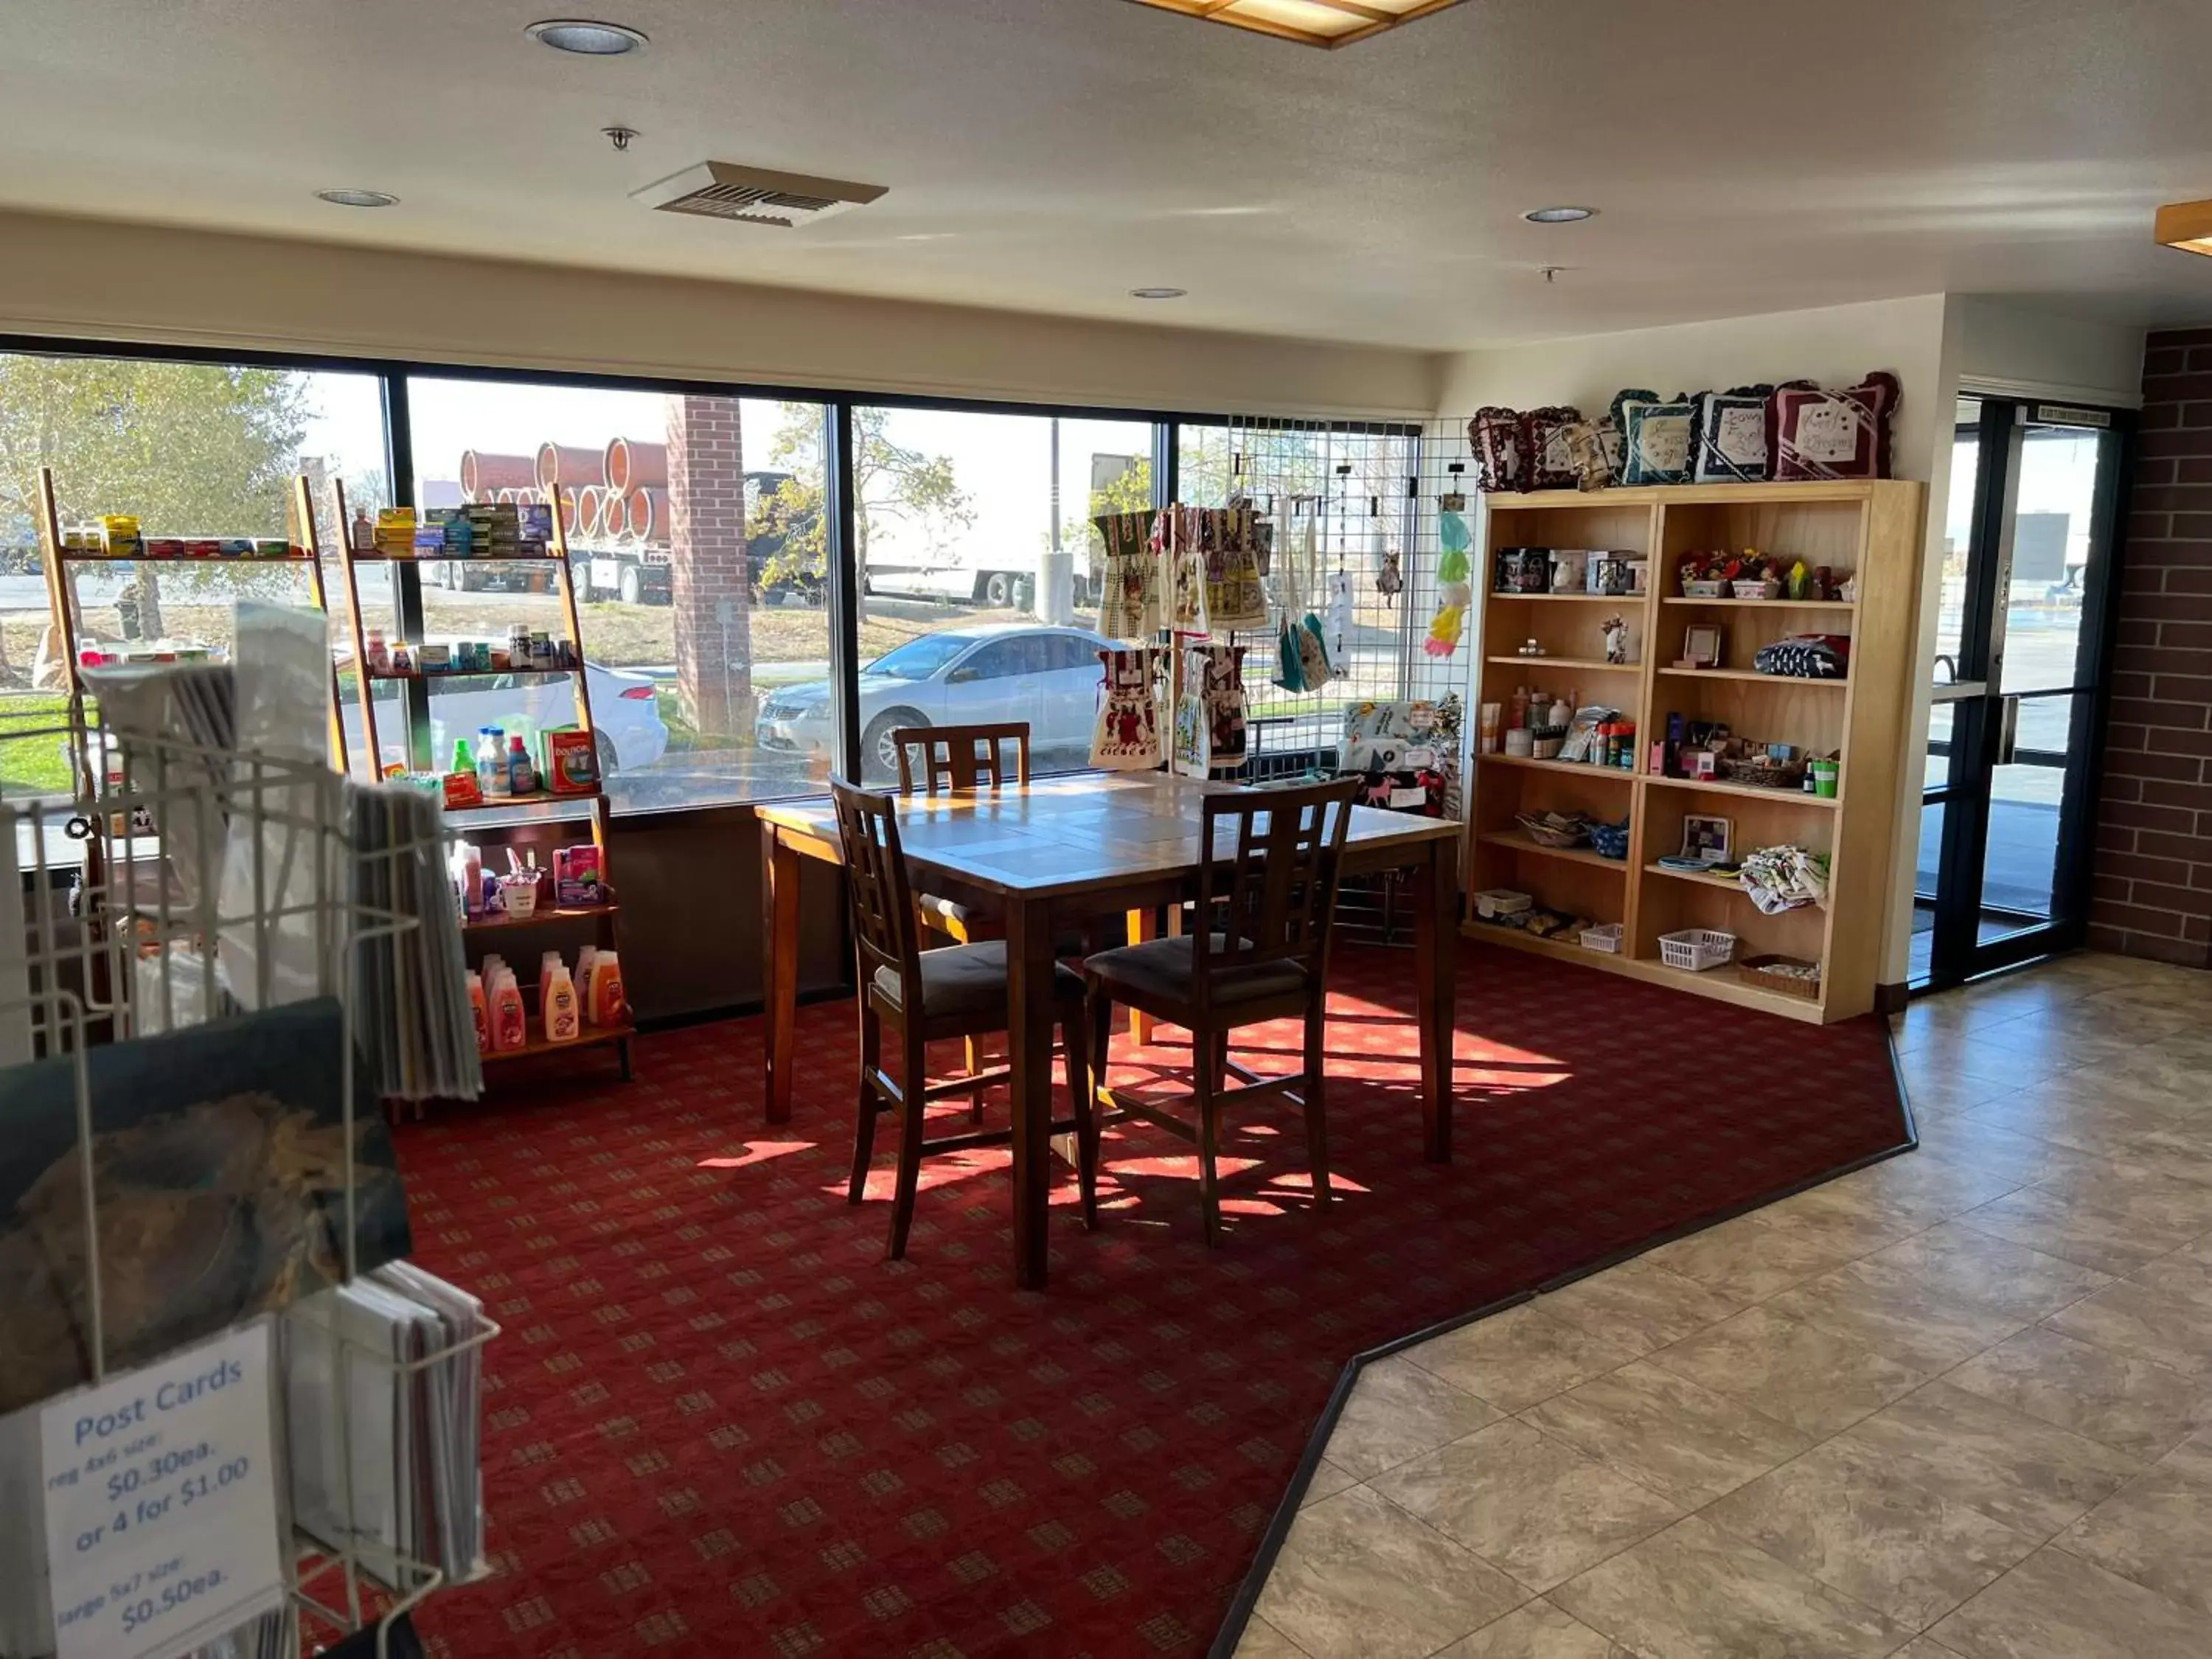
[1082,777,1359,1248]
[830,776,1097,1259]
[892,722,1029,1119]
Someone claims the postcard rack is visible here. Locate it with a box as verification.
[1,712,493,1659]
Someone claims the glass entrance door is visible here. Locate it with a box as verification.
[1914,396,2131,989]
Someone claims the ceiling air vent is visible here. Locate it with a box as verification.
[630,161,887,228]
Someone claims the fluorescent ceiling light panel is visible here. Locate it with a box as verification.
[2156,198,2212,257]
[1126,0,1468,49]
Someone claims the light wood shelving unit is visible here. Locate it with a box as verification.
[32,465,345,768]
[330,481,633,1079]
[1464,479,1924,1024]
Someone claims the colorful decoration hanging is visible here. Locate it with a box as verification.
[1159,508,1208,635]
[1089,645,1166,771]
[1094,509,1160,640]
[1425,492,1472,658]
[1201,505,1269,632]
[1375,549,1403,609]
[1172,641,1248,778]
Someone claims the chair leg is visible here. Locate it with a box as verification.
[1194,1022,1225,1248]
[965,1035,987,1124]
[887,1030,928,1260]
[1210,1030,1230,1089]
[1062,1002,1099,1230]
[849,1006,882,1204]
[1302,995,1333,1208]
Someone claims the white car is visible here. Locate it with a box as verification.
[756,622,1107,783]
[341,661,669,779]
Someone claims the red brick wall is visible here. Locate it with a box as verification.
[2090,326,2212,966]
[664,395,754,738]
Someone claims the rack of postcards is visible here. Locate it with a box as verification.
[0,695,493,1659]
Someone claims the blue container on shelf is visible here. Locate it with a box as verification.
[1587,819,1631,861]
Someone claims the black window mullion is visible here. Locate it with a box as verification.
[826,399,863,781]
[380,372,431,769]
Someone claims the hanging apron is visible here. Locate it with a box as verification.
[1090,645,1165,771]
[1094,509,1160,641]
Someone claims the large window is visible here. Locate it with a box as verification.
[807,406,1152,784]
[397,378,832,813]
[1,346,386,799]
[6,340,1430,818]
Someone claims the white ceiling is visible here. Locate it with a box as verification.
[3,0,2211,351]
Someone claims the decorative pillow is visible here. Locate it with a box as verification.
[1692,385,1775,484]
[1521,406,1582,491]
[1469,407,1526,493]
[1773,372,1902,481]
[1612,390,1697,485]
[1563,420,1616,491]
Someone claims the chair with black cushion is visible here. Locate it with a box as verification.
[1082,777,1359,1248]
[830,776,1097,1259]
[894,722,1078,1121]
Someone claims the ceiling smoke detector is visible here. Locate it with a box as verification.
[630,161,887,228]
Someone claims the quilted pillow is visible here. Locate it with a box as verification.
[1469,407,1526,493]
[1773,372,1902,481]
[1612,390,1697,485]
[1692,385,1775,484]
[1522,406,1583,491]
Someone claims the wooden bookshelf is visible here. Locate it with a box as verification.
[1464,479,1925,1025]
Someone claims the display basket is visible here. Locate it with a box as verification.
[1579,922,1624,954]
[1717,755,1808,790]
[1514,810,1589,849]
[1658,928,1737,972]
[1739,953,1823,1000]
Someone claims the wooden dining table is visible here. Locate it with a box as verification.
[756,771,1462,1289]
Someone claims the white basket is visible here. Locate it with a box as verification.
[1658,928,1737,972]
[1579,922,1623,954]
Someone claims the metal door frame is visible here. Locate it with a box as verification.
[1919,394,2136,990]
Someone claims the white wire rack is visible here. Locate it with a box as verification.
[2,711,493,1659]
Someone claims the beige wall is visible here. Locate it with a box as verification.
[0,209,1441,417]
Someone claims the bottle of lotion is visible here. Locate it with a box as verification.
[467,970,490,1055]
[589,950,625,1027]
[490,967,528,1052]
[544,964,580,1043]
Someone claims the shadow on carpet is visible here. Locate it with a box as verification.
[394,938,1907,1659]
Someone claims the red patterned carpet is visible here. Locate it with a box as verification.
[393,939,1905,1659]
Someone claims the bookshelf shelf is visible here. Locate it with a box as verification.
[1464,479,1924,1024]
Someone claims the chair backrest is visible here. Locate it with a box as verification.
[830,776,920,996]
[1192,776,1360,991]
[892,723,1030,795]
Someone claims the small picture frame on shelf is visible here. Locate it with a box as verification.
[1682,814,1733,866]
[1678,625,1724,669]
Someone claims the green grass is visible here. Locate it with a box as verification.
[0,694,80,796]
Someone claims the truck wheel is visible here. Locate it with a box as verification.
[619,566,643,605]
[985,573,1012,607]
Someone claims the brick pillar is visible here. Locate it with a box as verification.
[664,395,753,739]
[2089,326,2212,966]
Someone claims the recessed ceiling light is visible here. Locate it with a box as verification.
[1130,287,1187,300]
[316,188,399,209]
[525,18,648,55]
[1523,206,1596,223]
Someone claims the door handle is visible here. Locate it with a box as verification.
[1995,695,2022,767]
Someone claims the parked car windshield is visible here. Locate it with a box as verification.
[864,633,981,681]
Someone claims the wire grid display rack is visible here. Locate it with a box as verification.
[1,713,493,1658]
[1180,418,1471,940]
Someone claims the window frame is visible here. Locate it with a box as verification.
[1,330,1422,816]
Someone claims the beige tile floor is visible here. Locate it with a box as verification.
[1240,950,2212,1659]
